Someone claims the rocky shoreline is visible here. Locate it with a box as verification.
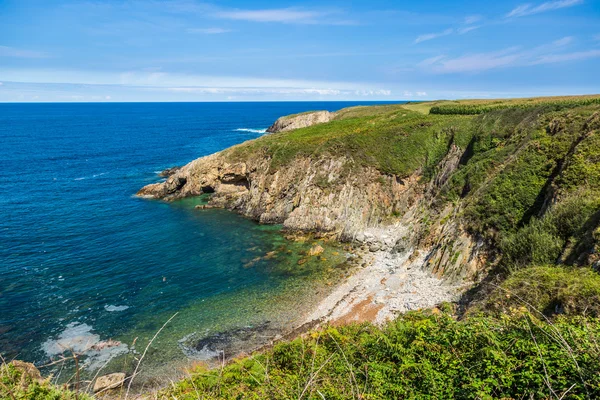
[138,109,487,330]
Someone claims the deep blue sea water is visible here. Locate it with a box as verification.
[0,101,397,384]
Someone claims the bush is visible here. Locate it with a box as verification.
[430,97,600,115]
[0,362,90,400]
[162,311,600,399]
[473,265,600,318]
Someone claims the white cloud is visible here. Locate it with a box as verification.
[167,87,391,97]
[458,25,481,34]
[416,91,428,96]
[530,49,600,64]
[0,82,3,86]
[419,37,600,73]
[0,45,49,58]
[507,0,583,18]
[214,8,328,24]
[464,15,483,24]
[417,55,447,67]
[187,27,232,34]
[553,36,574,46]
[428,48,522,73]
[105,95,111,100]
[403,91,413,97]
[415,28,454,44]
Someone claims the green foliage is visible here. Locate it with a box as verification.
[162,311,600,399]
[475,265,600,317]
[227,106,475,177]
[0,363,90,400]
[500,193,600,270]
[430,97,600,115]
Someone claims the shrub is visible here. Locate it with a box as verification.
[162,311,600,399]
[473,265,600,317]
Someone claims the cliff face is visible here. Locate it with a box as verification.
[138,103,600,287]
[137,134,486,284]
[266,111,333,133]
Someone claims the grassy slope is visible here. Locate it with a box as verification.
[228,105,474,176]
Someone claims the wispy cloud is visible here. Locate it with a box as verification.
[0,45,49,58]
[415,28,454,44]
[530,49,600,64]
[186,27,231,34]
[464,15,483,24]
[166,87,391,97]
[418,36,600,73]
[506,0,584,18]
[213,7,332,24]
[553,36,574,46]
[458,25,481,34]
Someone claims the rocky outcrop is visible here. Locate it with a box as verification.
[138,153,423,241]
[266,111,333,133]
[138,113,490,287]
[93,372,126,393]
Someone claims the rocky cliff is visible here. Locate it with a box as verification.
[266,110,333,133]
[139,101,600,291]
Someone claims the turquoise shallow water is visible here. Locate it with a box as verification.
[0,102,395,386]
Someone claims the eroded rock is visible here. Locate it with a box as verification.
[266,111,333,133]
[93,372,126,393]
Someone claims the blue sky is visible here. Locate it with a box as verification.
[1,0,599,102]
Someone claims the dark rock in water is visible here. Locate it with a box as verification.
[178,322,280,361]
[158,166,181,177]
[195,204,217,210]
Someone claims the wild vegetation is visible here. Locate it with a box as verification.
[0,361,91,400]
[163,309,600,399]
[4,96,600,398]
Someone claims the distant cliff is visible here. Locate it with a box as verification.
[266,110,333,133]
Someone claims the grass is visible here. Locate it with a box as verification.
[429,95,600,115]
[228,106,475,177]
[161,310,600,399]
[0,361,91,400]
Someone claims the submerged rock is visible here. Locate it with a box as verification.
[307,244,324,256]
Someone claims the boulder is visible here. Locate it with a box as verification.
[93,372,126,393]
[10,360,42,381]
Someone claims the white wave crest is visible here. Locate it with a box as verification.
[234,128,267,133]
[104,304,129,312]
[42,322,128,370]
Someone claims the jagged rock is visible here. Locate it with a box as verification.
[10,360,42,381]
[266,111,333,133]
[93,372,126,393]
[195,204,216,210]
[158,166,181,177]
[308,244,324,256]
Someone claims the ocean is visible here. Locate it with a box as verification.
[0,101,397,386]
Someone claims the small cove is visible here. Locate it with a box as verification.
[0,102,394,388]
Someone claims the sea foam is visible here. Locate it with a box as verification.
[234,128,267,133]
